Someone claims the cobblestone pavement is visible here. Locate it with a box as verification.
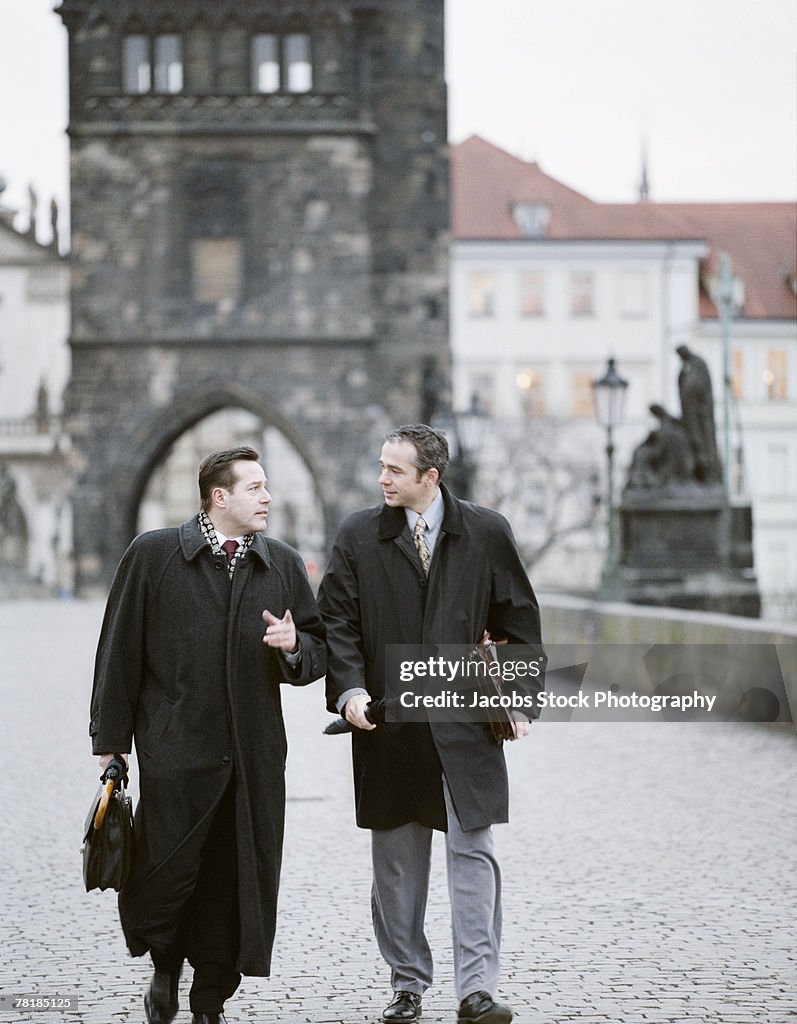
[0,600,795,1024]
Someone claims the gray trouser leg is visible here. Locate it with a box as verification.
[371,822,434,994]
[443,779,502,1001]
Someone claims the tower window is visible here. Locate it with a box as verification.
[252,34,280,93]
[154,34,183,94]
[285,33,312,93]
[123,35,151,93]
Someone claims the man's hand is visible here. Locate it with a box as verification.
[263,609,299,653]
[344,693,376,731]
[509,711,530,741]
[98,753,129,770]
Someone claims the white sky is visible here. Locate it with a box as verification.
[0,0,795,243]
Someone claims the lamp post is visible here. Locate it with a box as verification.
[592,357,628,599]
[432,394,488,501]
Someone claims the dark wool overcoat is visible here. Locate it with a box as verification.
[318,485,544,833]
[89,517,326,976]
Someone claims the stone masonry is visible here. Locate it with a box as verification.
[59,0,450,590]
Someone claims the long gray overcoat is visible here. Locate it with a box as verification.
[318,485,544,833]
[89,516,326,976]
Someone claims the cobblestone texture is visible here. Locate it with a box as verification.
[0,600,795,1024]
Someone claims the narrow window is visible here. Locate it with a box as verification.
[570,371,595,417]
[123,35,151,93]
[519,270,545,317]
[468,272,496,318]
[252,34,280,93]
[764,349,787,400]
[618,270,648,318]
[191,238,242,305]
[570,271,594,317]
[154,34,183,93]
[285,33,312,93]
[731,349,744,399]
[516,369,546,417]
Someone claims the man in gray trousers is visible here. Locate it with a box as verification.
[318,424,544,1024]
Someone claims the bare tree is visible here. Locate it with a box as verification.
[475,417,601,571]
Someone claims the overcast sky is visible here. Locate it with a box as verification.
[0,0,795,243]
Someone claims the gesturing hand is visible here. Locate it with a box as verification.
[262,608,299,653]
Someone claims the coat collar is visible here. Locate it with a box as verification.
[179,516,272,568]
[376,483,464,541]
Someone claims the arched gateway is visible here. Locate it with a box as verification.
[59,0,450,591]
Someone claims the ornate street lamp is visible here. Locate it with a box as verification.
[433,393,488,501]
[592,357,628,599]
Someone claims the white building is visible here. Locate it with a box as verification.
[450,136,797,616]
[0,189,72,594]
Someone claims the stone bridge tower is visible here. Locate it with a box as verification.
[58,0,449,590]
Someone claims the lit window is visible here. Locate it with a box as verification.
[468,273,496,318]
[570,271,594,317]
[191,238,242,305]
[618,270,648,318]
[519,271,545,317]
[154,34,183,93]
[285,33,312,93]
[731,349,744,399]
[123,35,150,93]
[764,349,787,400]
[570,371,595,417]
[252,34,280,92]
[516,369,546,417]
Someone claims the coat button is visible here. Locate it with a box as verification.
[214,561,224,570]
[221,755,231,765]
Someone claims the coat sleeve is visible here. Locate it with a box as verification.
[317,524,368,714]
[486,515,546,717]
[275,552,327,686]
[89,539,148,755]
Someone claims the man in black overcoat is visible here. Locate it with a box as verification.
[90,446,326,1024]
[318,424,544,1024]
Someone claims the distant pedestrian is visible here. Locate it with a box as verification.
[90,446,326,1024]
[318,424,544,1024]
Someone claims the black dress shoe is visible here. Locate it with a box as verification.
[457,991,512,1024]
[191,1014,226,1024]
[383,990,422,1021]
[144,970,179,1024]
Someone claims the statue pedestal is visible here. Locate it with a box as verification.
[617,488,761,618]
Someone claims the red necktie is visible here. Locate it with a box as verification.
[221,540,238,564]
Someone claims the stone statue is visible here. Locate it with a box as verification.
[625,404,695,491]
[676,344,722,484]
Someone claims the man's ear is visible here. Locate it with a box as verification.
[211,486,227,509]
[425,467,440,486]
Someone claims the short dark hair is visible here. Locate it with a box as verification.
[384,423,449,479]
[198,446,260,512]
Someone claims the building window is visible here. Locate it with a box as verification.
[153,34,183,93]
[516,369,546,417]
[731,349,744,399]
[764,349,787,400]
[285,33,312,93]
[519,271,545,317]
[512,202,550,239]
[468,372,496,415]
[191,238,243,305]
[252,34,280,92]
[766,445,789,495]
[618,270,648,318]
[570,371,595,417]
[123,34,151,93]
[570,271,594,317]
[468,273,496,318]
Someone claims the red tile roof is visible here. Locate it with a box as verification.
[451,135,797,320]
